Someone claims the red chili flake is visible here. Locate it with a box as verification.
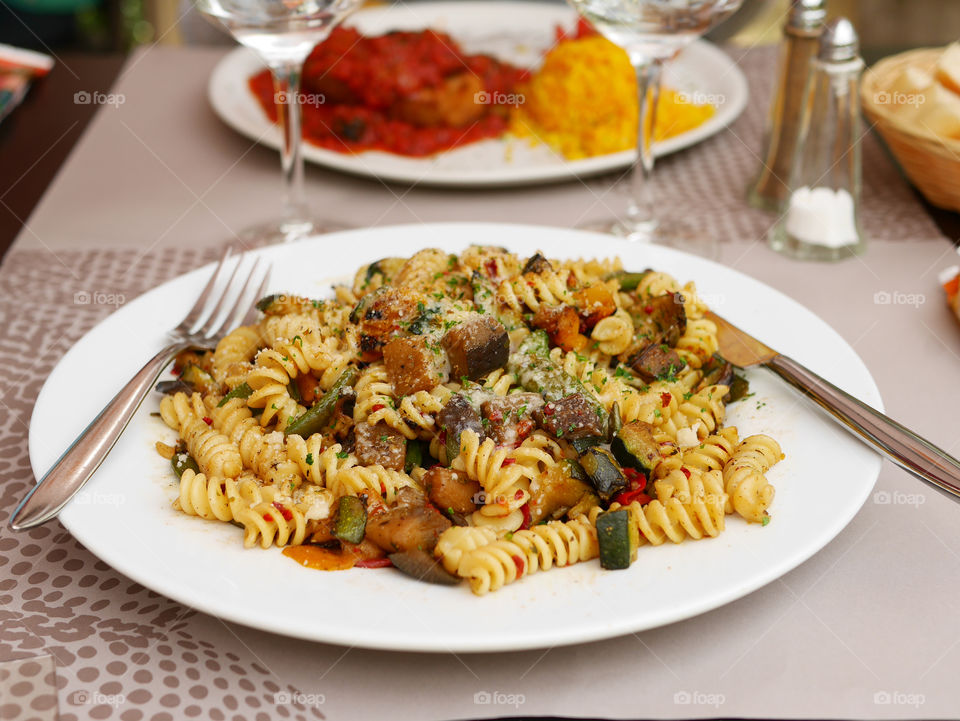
[502,458,516,467]
[484,258,498,279]
[263,513,274,522]
[513,489,524,500]
[355,557,393,569]
[202,416,213,426]
[516,418,535,441]
[644,305,655,314]
[271,501,294,521]
[520,502,531,530]
[543,403,555,416]
[660,392,671,408]
[370,403,386,413]
[380,481,387,496]
[511,554,526,576]
[488,408,504,424]
[681,467,691,479]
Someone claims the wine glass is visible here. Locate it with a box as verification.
[196,0,363,245]
[567,0,743,256]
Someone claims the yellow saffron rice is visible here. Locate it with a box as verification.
[511,35,716,160]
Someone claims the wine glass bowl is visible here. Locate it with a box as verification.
[566,0,744,256]
[196,0,364,245]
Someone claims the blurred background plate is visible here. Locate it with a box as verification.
[207,1,748,187]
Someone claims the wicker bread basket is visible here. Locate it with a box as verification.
[861,48,960,212]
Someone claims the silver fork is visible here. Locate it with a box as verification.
[9,248,272,530]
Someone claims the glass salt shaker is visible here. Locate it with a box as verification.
[769,18,866,261]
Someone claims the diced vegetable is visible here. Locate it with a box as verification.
[438,394,485,462]
[354,422,406,471]
[607,401,622,441]
[365,502,452,554]
[570,435,604,454]
[562,458,588,482]
[727,373,750,403]
[383,336,442,396]
[531,304,587,352]
[604,269,652,291]
[633,293,687,347]
[578,447,627,501]
[179,364,218,395]
[285,367,360,437]
[442,315,509,381]
[388,550,460,585]
[536,394,607,440]
[422,466,480,514]
[217,382,252,407]
[528,463,593,524]
[628,343,686,382]
[171,451,199,478]
[596,508,639,570]
[521,252,553,275]
[481,393,542,446]
[357,287,427,359]
[404,439,427,474]
[610,420,660,479]
[332,496,367,544]
[572,285,617,328]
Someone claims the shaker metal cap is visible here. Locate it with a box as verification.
[819,17,860,61]
[788,0,826,32]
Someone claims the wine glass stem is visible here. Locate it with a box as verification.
[626,57,663,234]
[270,62,308,226]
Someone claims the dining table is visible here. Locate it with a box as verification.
[1,37,960,721]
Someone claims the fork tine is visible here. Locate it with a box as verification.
[217,258,272,337]
[176,247,234,333]
[194,251,245,337]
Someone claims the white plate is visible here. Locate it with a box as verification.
[207,1,748,187]
[30,223,881,653]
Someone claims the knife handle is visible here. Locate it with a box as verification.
[767,354,960,501]
[10,342,186,530]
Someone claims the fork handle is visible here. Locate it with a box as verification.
[10,341,190,530]
[767,354,960,501]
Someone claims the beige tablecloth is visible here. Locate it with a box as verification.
[1,42,960,721]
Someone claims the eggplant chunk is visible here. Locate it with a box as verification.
[365,504,452,555]
[628,343,686,382]
[354,422,407,471]
[522,252,554,275]
[383,336,442,397]
[481,392,543,446]
[357,287,425,358]
[389,550,460,585]
[438,394,485,462]
[442,315,509,381]
[635,293,687,347]
[528,463,593,525]
[422,466,480,514]
[535,393,607,441]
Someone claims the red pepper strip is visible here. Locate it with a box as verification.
[370,403,385,413]
[355,557,393,569]
[612,489,652,507]
[511,554,526,575]
[681,467,691,478]
[520,502,531,530]
[622,467,643,484]
[202,416,213,426]
[501,457,516,467]
[263,513,274,522]
[272,501,293,521]
[660,393,671,408]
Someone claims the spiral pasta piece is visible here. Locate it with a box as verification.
[675,318,719,370]
[285,434,354,487]
[452,430,533,515]
[397,385,454,437]
[327,464,418,503]
[211,326,261,388]
[590,308,634,356]
[723,435,783,522]
[435,526,498,574]
[681,426,739,473]
[457,517,599,595]
[497,268,574,313]
[235,485,308,549]
[174,470,239,522]
[353,363,417,439]
[160,393,242,479]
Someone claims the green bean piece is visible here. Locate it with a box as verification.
[284,367,359,437]
[604,270,652,292]
[217,383,252,407]
[171,452,200,478]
